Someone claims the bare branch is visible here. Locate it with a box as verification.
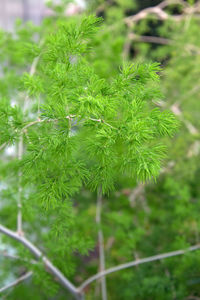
[88,118,116,129]
[125,0,199,26]
[128,33,172,45]
[187,141,200,158]
[0,251,36,264]
[170,103,198,135]
[125,4,169,25]
[0,224,82,299]
[17,135,23,236]
[0,271,33,294]
[79,244,200,291]
[158,0,189,9]
[96,187,107,300]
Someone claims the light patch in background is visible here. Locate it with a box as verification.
[10,99,17,107]
[45,0,86,8]
[75,0,86,9]
[6,145,16,156]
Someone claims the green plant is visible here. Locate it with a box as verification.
[0,12,180,300]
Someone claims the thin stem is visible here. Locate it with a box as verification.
[96,187,107,300]
[22,116,117,133]
[37,96,41,115]
[16,44,42,234]
[17,135,23,235]
[0,271,33,293]
[128,33,172,45]
[0,251,37,264]
[122,28,132,61]
[79,244,200,291]
[0,224,82,299]
[24,41,43,112]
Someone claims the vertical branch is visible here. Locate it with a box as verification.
[17,135,23,235]
[122,28,132,61]
[37,96,40,115]
[16,50,42,235]
[24,51,42,112]
[96,186,107,300]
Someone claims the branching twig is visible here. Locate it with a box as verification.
[0,271,33,293]
[21,115,116,133]
[0,224,83,300]
[79,244,200,291]
[2,224,200,297]
[126,5,168,25]
[125,0,195,26]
